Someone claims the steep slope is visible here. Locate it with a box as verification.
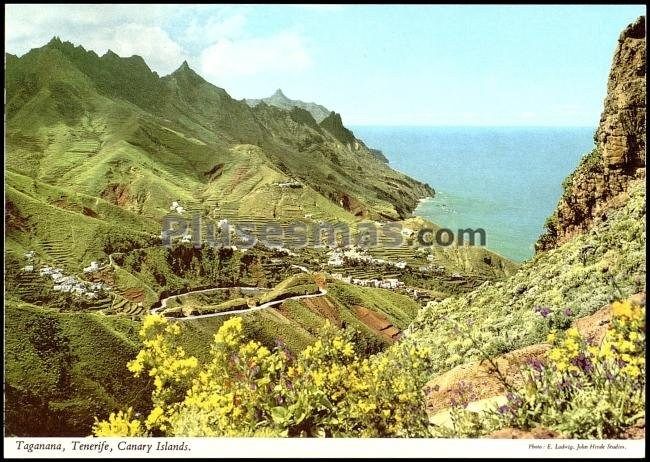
[5,38,432,221]
[5,38,434,268]
[405,15,646,376]
[245,88,331,123]
[5,300,152,436]
[406,180,644,372]
[537,16,646,251]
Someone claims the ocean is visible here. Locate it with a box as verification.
[352,126,596,262]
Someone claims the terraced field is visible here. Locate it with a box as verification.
[39,238,76,269]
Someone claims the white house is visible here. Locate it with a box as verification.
[170,201,184,214]
[83,261,100,273]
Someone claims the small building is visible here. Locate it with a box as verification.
[83,261,100,273]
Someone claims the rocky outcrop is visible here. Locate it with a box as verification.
[320,111,357,145]
[537,16,646,251]
[596,17,646,171]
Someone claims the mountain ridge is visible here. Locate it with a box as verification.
[245,88,331,123]
[5,37,437,273]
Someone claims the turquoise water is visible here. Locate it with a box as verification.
[352,126,595,262]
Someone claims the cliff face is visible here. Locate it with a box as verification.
[537,16,646,251]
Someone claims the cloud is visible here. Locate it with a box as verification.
[180,12,247,46]
[5,4,185,74]
[5,5,312,80]
[74,24,185,75]
[199,31,312,79]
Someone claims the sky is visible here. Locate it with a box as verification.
[5,4,646,126]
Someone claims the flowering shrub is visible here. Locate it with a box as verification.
[434,297,646,438]
[408,181,645,376]
[93,315,434,437]
[92,408,144,437]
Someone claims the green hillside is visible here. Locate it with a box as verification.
[3,37,517,438]
[4,300,152,436]
[403,179,646,374]
[5,37,433,229]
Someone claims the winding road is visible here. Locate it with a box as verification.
[100,247,328,320]
[152,285,327,321]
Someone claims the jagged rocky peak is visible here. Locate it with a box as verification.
[172,60,200,77]
[536,16,646,252]
[595,15,646,173]
[245,89,332,122]
[102,49,119,58]
[319,111,356,145]
[272,88,288,99]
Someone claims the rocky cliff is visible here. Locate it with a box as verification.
[537,16,646,251]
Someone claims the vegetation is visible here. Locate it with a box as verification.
[431,298,645,438]
[4,32,645,441]
[4,300,152,436]
[93,316,434,437]
[404,180,645,374]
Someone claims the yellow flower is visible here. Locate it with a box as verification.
[342,343,355,357]
[312,370,326,387]
[566,327,580,338]
[612,300,633,319]
[145,406,165,428]
[622,364,641,378]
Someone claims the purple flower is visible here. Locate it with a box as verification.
[497,405,510,414]
[534,306,551,318]
[563,307,573,317]
[571,352,593,374]
[505,392,523,407]
[527,357,544,372]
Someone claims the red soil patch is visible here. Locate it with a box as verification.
[353,305,401,341]
[122,288,145,303]
[5,200,29,231]
[101,183,131,207]
[339,193,368,218]
[299,297,342,326]
[86,268,115,285]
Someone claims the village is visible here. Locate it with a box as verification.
[21,251,109,299]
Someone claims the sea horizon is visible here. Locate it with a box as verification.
[352,125,596,262]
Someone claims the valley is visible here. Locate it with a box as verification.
[3,13,646,441]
